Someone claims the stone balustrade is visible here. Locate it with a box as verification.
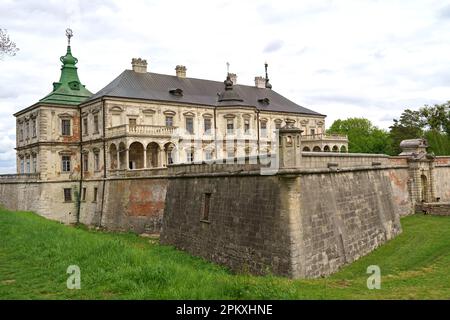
[106,124,178,138]
[301,133,348,141]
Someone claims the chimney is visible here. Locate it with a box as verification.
[175,65,187,78]
[131,58,147,73]
[228,73,237,84]
[255,76,266,88]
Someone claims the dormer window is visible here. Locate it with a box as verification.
[169,88,183,96]
[258,97,270,105]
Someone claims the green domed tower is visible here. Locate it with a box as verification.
[39,29,92,105]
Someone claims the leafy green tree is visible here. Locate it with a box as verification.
[389,102,450,155]
[327,118,393,154]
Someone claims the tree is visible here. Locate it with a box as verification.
[389,102,450,155]
[0,28,19,59]
[327,118,393,154]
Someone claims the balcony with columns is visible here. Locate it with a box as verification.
[108,140,175,177]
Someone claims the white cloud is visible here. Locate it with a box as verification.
[1,0,450,172]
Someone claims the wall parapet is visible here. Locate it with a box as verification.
[0,173,41,182]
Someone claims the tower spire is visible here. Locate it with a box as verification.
[38,29,92,105]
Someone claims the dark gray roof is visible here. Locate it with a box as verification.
[86,70,324,116]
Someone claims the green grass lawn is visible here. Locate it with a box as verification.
[0,209,449,300]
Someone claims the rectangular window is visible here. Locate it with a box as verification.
[32,119,37,137]
[310,128,315,135]
[187,149,194,163]
[165,116,173,127]
[83,117,88,135]
[205,150,213,160]
[82,187,87,201]
[186,117,194,134]
[129,118,137,127]
[93,114,99,133]
[25,122,29,139]
[94,153,100,171]
[204,118,212,134]
[32,155,37,173]
[83,153,89,171]
[202,193,211,222]
[226,119,234,135]
[93,187,98,202]
[275,122,281,130]
[62,155,71,172]
[244,119,250,134]
[20,158,24,173]
[26,157,30,173]
[62,119,71,136]
[227,149,234,158]
[260,121,267,137]
[64,188,72,202]
[19,127,23,141]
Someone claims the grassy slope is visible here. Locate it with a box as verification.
[0,209,449,300]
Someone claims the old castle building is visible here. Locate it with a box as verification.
[14,35,348,185]
[3,32,450,278]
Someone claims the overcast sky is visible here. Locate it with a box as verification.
[1,0,450,173]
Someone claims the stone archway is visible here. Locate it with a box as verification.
[302,146,311,152]
[146,142,159,168]
[340,145,347,153]
[129,142,144,169]
[332,145,339,152]
[109,143,118,169]
[313,146,321,152]
[324,145,330,152]
[118,142,127,169]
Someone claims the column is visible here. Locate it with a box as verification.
[126,148,129,170]
[143,148,147,169]
[159,147,165,167]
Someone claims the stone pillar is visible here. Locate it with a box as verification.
[159,147,165,167]
[126,148,130,170]
[143,149,147,169]
[278,120,303,168]
[116,151,119,170]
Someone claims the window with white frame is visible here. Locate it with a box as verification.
[61,119,71,136]
[244,119,250,135]
[205,150,213,160]
[83,153,89,171]
[185,117,194,135]
[94,152,100,171]
[204,118,212,134]
[82,117,88,135]
[93,114,99,133]
[32,154,37,173]
[26,156,30,173]
[260,121,267,137]
[186,148,194,162]
[165,116,174,127]
[226,119,234,135]
[62,155,71,172]
[32,119,37,137]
